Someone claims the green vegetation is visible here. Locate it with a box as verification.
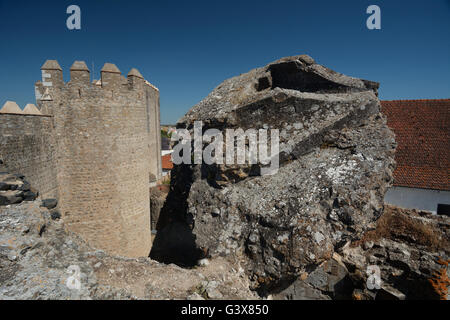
[161,129,172,139]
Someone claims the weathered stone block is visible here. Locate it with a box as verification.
[41,198,57,209]
[151,54,396,294]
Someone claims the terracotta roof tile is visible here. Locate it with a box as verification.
[381,99,450,191]
[162,154,173,170]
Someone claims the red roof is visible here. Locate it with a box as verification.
[381,99,450,191]
[162,154,173,170]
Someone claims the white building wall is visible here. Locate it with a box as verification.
[385,186,450,214]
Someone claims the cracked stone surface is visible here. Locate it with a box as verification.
[151,54,397,293]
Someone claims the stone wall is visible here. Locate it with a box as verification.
[146,84,162,182]
[0,113,57,199]
[1,60,161,258]
[34,61,154,258]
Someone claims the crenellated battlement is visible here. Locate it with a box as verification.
[0,101,46,116]
[0,59,162,258]
[35,60,157,104]
[34,59,161,122]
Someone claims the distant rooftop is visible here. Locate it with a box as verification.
[162,154,173,170]
[381,99,450,191]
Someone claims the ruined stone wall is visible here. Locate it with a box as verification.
[0,113,57,199]
[34,60,157,258]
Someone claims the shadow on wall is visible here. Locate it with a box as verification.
[149,164,205,267]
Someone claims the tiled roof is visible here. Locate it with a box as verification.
[162,154,173,170]
[381,99,450,191]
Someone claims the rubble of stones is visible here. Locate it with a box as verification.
[0,164,256,300]
[273,206,449,300]
[151,55,449,299]
[0,160,38,205]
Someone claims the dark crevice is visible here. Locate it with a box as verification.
[269,62,349,93]
[150,164,204,267]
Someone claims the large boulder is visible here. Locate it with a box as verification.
[151,55,396,293]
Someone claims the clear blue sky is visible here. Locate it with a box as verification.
[0,0,449,124]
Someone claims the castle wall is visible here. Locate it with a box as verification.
[146,84,162,182]
[36,61,158,258]
[0,113,57,198]
[51,73,150,257]
[1,60,161,258]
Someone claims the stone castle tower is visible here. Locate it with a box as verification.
[0,60,162,257]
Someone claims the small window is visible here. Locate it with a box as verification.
[437,204,450,216]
